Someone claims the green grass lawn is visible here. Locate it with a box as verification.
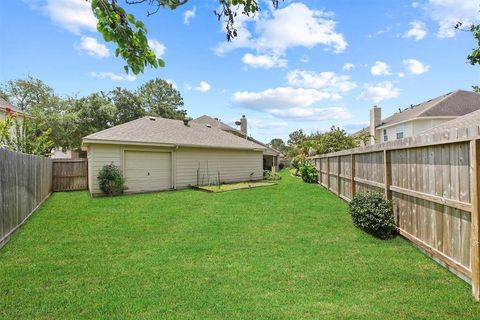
[1,171,479,319]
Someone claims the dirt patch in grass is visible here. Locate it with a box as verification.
[196,181,276,193]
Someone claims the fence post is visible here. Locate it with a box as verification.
[337,156,341,196]
[327,157,330,190]
[351,154,356,198]
[470,139,480,301]
[384,150,392,202]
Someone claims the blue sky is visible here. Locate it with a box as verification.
[1,0,479,143]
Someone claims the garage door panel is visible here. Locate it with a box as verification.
[124,151,172,192]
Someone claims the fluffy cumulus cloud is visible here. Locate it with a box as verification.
[370,61,391,76]
[242,52,287,69]
[286,70,357,92]
[78,37,110,57]
[147,39,166,57]
[215,3,347,55]
[342,63,354,71]
[183,6,196,25]
[427,0,480,38]
[90,72,136,82]
[232,87,351,121]
[193,81,211,92]
[32,0,97,34]
[359,81,400,103]
[403,58,430,75]
[403,21,427,41]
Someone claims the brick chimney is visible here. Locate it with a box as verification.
[240,115,247,137]
[369,106,381,145]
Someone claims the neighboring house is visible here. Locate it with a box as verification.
[82,117,265,195]
[191,115,281,171]
[356,90,480,145]
[0,98,32,127]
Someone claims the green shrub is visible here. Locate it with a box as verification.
[348,192,396,239]
[98,164,126,196]
[263,170,281,181]
[291,154,306,175]
[299,161,317,183]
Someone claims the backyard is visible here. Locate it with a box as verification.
[1,171,479,319]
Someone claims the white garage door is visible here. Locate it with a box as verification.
[124,151,172,192]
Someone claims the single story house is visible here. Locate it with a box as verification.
[191,115,281,170]
[355,90,480,145]
[82,117,266,195]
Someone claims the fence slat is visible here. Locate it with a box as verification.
[0,149,52,248]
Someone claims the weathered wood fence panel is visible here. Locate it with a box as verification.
[0,148,52,248]
[312,127,480,300]
[52,159,88,191]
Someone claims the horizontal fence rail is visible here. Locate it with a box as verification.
[312,128,480,301]
[0,148,53,248]
[52,159,88,192]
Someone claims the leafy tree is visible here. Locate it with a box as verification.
[1,76,56,111]
[0,111,53,156]
[90,0,283,74]
[313,126,357,155]
[473,85,480,93]
[286,129,307,156]
[138,78,186,119]
[109,87,145,125]
[268,138,286,153]
[70,93,117,148]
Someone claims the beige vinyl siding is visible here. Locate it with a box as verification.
[175,148,263,188]
[87,143,263,195]
[88,144,122,195]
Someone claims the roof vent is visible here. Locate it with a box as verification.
[183,119,190,126]
[205,124,212,128]
[149,116,156,121]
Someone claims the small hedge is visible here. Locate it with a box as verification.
[98,164,126,196]
[348,192,396,239]
[263,170,281,181]
[299,161,317,183]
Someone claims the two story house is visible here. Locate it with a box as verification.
[358,90,480,145]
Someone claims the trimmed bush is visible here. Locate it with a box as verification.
[98,164,126,196]
[263,170,281,181]
[299,161,317,183]
[348,192,396,239]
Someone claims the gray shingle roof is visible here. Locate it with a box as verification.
[191,115,280,156]
[378,90,480,128]
[83,117,266,151]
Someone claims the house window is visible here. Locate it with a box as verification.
[383,129,388,142]
[396,125,405,140]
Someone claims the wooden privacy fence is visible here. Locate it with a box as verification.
[52,159,88,191]
[312,125,480,301]
[0,148,53,248]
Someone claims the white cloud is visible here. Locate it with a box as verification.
[403,58,430,75]
[342,63,355,71]
[184,6,196,25]
[247,118,289,130]
[90,72,136,82]
[147,39,166,57]
[232,87,350,121]
[78,37,110,57]
[215,3,347,55]
[29,0,97,35]
[398,72,406,78]
[359,82,400,102]
[403,21,427,40]
[427,0,480,38]
[242,52,287,69]
[371,61,391,76]
[193,81,211,92]
[412,2,420,8]
[286,70,357,92]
